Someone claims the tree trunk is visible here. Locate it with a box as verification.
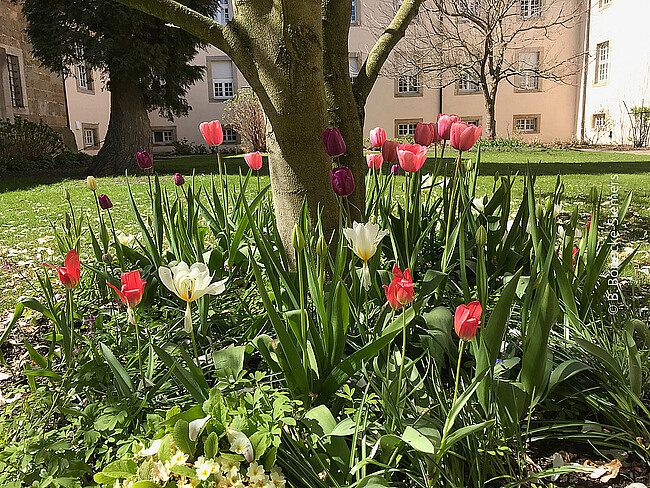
[88,76,151,175]
[485,91,497,138]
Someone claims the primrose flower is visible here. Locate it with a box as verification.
[159,262,228,333]
[247,462,266,483]
[343,221,389,291]
[196,462,212,481]
[43,249,80,289]
[227,428,254,463]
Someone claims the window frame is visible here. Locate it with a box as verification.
[595,41,610,85]
[215,0,230,25]
[223,126,239,144]
[6,53,25,109]
[394,118,423,138]
[461,117,482,127]
[81,123,100,149]
[207,57,236,102]
[520,0,541,18]
[351,0,358,24]
[513,114,541,134]
[516,50,541,92]
[593,113,607,131]
[396,70,421,97]
[457,71,481,94]
[152,127,176,145]
[76,61,95,93]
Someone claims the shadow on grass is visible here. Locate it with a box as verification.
[2,154,649,193]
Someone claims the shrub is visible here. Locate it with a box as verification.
[0,117,67,168]
[173,138,209,155]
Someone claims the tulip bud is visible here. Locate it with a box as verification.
[494,171,500,183]
[291,225,305,252]
[174,173,185,186]
[535,203,544,219]
[98,194,113,210]
[330,166,355,197]
[62,188,70,201]
[589,186,599,204]
[86,176,98,191]
[390,164,399,175]
[316,235,328,259]
[65,212,71,231]
[475,225,487,248]
[382,140,399,163]
[369,127,386,148]
[322,128,346,157]
[135,150,153,170]
[102,253,113,264]
[544,197,553,215]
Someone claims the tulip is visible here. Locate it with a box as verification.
[86,176,98,191]
[107,270,146,324]
[414,122,436,146]
[159,262,228,333]
[391,164,400,175]
[330,166,355,196]
[98,194,113,210]
[454,301,482,340]
[431,122,442,143]
[44,249,81,289]
[135,150,153,170]
[343,221,389,290]
[174,173,185,186]
[437,114,461,140]
[397,143,428,172]
[62,188,70,202]
[552,204,562,218]
[450,122,482,152]
[366,153,383,170]
[322,128,346,157]
[384,264,415,309]
[244,151,263,170]
[382,140,399,163]
[199,120,224,146]
[369,127,386,148]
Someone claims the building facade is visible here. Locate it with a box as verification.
[0,0,69,137]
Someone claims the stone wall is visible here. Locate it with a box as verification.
[0,0,68,129]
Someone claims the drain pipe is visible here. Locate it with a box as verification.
[579,0,592,143]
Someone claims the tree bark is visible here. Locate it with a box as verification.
[484,88,497,138]
[88,76,152,175]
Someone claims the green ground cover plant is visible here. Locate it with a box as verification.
[0,138,649,488]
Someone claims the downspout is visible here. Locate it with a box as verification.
[579,0,592,143]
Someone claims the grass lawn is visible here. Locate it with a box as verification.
[1,150,649,313]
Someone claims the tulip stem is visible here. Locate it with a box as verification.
[131,308,145,385]
[344,197,352,226]
[66,289,74,365]
[393,308,408,430]
[404,173,411,266]
[451,339,465,412]
[256,169,260,194]
[190,326,199,367]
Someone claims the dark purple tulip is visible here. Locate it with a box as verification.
[98,194,113,210]
[322,128,347,157]
[391,164,400,175]
[382,140,399,163]
[135,150,153,170]
[330,166,355,196]
[174,173,185,186]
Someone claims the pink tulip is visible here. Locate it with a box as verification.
[244,151,263,170]
[397,143,428,173]
[450,122,482,152]
[369,127,386,148]
[454,301,482,340]
[414,123,435,146]
[199,120,224,146]
[431,123,442,143]
[437,114,461,140]
[381,140,399,163]
[366,153,383,170]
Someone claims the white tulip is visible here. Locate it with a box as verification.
[343,221,389,291]
[553,203,562,218]
[158,262,227,332]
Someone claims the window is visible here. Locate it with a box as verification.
[6,54,24,108]
[599,0,611,7]
[211,60,234,99]
[521,0,541,18]
[351,0,357,23]
[215,0,230,25]
[397,69,420,95]
[76,62,94,91]
[593,113,606,130]
[518,51,540,90]
[397,122,418,137]
[82,124,99,148]
[349,55,359,83]
[458,72,480,93]
[462,118,481,126]
[153,130,174,144]
[595,41,609,84]
[84,129,95,147]
[514,116,539,133]
[223,127,238,144]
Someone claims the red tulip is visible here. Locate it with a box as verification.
[454,301,482,340]
[384,264,415,308]
[244,151,263,170]
[366,153,383,169]
[437,114,461,140]
[397,143,428,172]
[414,123,435,146]
[381,140,399,163]
[135,150,153,170]
[44,249,81,289]
[107,270,146,308]
[431,123,442,143]
[370,127,386,148]
[322,128,347,157]
[450,122,482,152]
[199,120,224,146]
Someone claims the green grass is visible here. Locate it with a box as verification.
[1,150,649,313]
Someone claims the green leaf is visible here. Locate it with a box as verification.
[153,344,207,403]
[355,475,390,488]
[100,459,138,478]
[99,342,135,399]
[204,431,219,460]
[441,419,496,452]
[326,418,356,437]
[157,435,172,464]
[23,340,47,369]
[173,419,195,457]
[212,345,246,376]
[249,431,271,460]
[170,465,197,479]
[132,482,161,488]
[203,388,228,426]
[402,426,435,454]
